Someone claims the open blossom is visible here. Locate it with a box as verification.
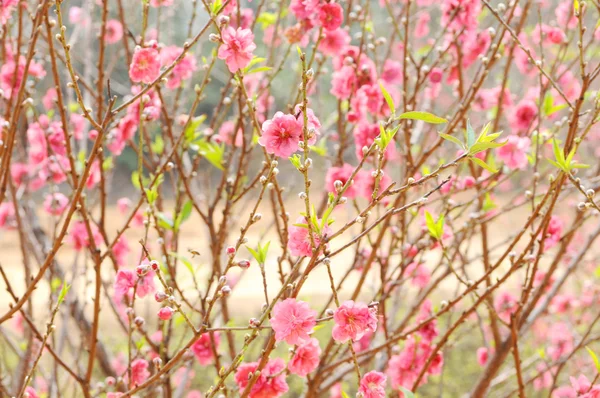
[545,215,564,249]
[510,99,537,132]
[27,122,48,166]
[294,104,321,144]
[497,135,530,170]
[0,56,45,99]
[270,298,317,345]
[290,0,320,21]
[441,0,481,32]
[104,20,123,44]
[130,359,150,387]
[43,193,69,215]
[359,371,387,398]
[129,47,161,84]
[216,120,244,147]
[113,268,156,302]
[494,291,518,323]
[235,358,289,398]
[191,332,220,364]
[319,28,351,56]
[218,27,256,73]
[318,3,343,31]
[332,301,378,343]
[69,221,103,251]
[325,163,365,199]
[150,0,174,7]
[160,46,197,89]
[288,338,321,376]
[259,112,303,157]
[354,122,397,160]
[0,0,18,25]
[330,65,357,99]
[288,216,332,257]
[387,335,443,390]
[0,202,16,229]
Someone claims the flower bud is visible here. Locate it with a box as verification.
[155,291,168,302]
[158,307,175,321]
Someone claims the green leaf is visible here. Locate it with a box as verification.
[157,213,174,231]
[341,391,350,398]
[131,171,141,190]
[379,81,395,115]
[50,278,62,292]
[309,139,327,156]
[547,104,568,116]
[586,347,600,372]
[57,282,71,306]
[468,141,506,155]
[102,156,113,171]
[572,163,591,169]
[398,386,416,398]
[144,187,158,205]
[256,12,277,29]
[466,120,476,148]
[289,154,302,170]
[184,115,206,142]
[397,111,447,124]
[439,133,464,148]
[151,135,165,155]
[196,140,225,170]
[246,241,270,264]
[469,156,498,173]
[542,92,554,115]
[425,210,443,240]
[211,0,223,14]
[169,252,195,276]
[174,200,194,231]
[246,66,273,75]
[552,138,565,166]
[482,193,496,212]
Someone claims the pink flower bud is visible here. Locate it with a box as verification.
[150,260,160,271]
[158,307,174,321]
[238,259,250,269]
[155,291,168,302]
[136,264,150,276]
[226,246,236,255]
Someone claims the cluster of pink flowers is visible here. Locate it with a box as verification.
[325,163,393,200]
[332,300,378,343]
[234,358,289,398]
[287,216,332,257]
[387,335,443,391]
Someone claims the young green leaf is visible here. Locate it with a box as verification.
[466,120,476,148]
[398,386,416,398]
[379,81,395,115]
[469,156,498,173]
[586,347,600,372]
[397,111,447,124]
[196,140,225,170]
[57,282,71,306]
[439,133,465,149]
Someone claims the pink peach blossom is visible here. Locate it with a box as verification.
[218,27,256,73]
[332,300,378,343]
[288,338,321,376]
[270,298,317,345]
